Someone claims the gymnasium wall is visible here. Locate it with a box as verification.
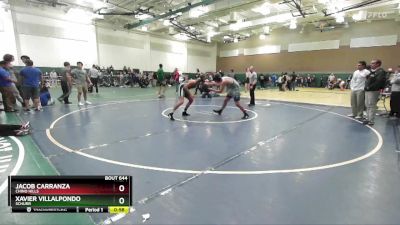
[0,10,17,59]
[97,27,217,72]
[0,4,217,72]
[217,20,400,73]
[13,9,98,68]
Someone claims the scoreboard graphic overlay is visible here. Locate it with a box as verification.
[8,176,132,213]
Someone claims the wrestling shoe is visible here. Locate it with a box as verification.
[242,112,250,119]
[168,113,175,121]
[213,109,222,115]
[21,121,30,130]
[15,129,30,136]
[182,111,190,117]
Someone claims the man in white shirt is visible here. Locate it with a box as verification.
[88,64,99,93]
[328,73,336,89]
[349,61,370,119]
[49,70,58,87]
[248,66,257,106]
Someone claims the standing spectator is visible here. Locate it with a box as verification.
[88,64,100,93]
[227,69,235,78]
[364,59,386,125]
[3,54,24,107]
[248,66,257,106]
[311,75,316,87]
[157,64,166,98]
[49,70,58,87]
[265,74,271,88]
[259,74,266,89]
[290,72,297,91]
[20,55,30,66]
[194,68,201,95]
[244,67,251,93]
[277,73,286,92]
[218,69,224,77]
[306,75,311,87]
[349,61,370,119]
[0,60,18,112]
[271,74,277,87]
[151,72,157,87]
[389,65,400,118]
[129,70,135,87]
[196,68,201,78]
[20,59,42,111]
[320,76,325,88]
[57,62,72,104]
[173,68,180,92]
[71,62,92,106]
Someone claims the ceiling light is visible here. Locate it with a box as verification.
[318,0,329,4]
[189,5,208,18]
[335,13,345,23]
[205,21,219,28]
[135,14,152,20]
[289,19,297,29]
[352,13,361,21]
[259,34,266,40]
[274,13,293,23]
[218,18,228,24]
[163,20,171,26]
[252,3,271,16]
[174,33,190,41]
[207,31,218,37]
[263,26,270,34]
[352,11,367,21]
[92,0,107,10]
[66,8,93,23]
[229,20,252,31]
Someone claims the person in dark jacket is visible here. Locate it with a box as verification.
[364,59,386,125]
[389,65,400,118]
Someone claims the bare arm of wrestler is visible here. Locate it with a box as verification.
[208,81,226,93]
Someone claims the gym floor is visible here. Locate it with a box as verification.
[1,86,400,224]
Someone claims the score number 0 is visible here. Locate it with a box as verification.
[119,185,125,205]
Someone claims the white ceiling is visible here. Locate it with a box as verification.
[7,0,400,43]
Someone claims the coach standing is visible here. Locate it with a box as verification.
[20,59,42,111]
[57,62,72,104]
[349,61,370,119]
[88,64,99,93]
[364,59,386,125]
[248,66,257,106]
